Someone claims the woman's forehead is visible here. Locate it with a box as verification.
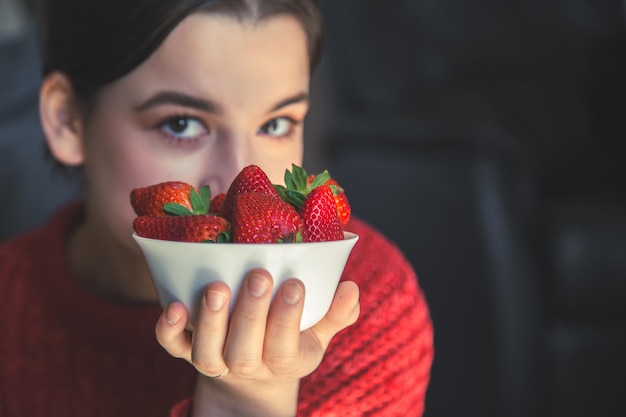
[159,13,308,72]
[113,13,310,112]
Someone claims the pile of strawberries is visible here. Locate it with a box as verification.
[131,164,351,243]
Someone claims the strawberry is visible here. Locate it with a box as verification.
[221,165,280,221]
[131,182,212,216]
[131,181,193,216]
[307,176,351,227]
[210,192,226,215]
[231,192,303,243]
[300,185,343,242]
[133,214,231,243]
[274,164,351,226]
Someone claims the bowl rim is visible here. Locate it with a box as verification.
[132,231,359,247]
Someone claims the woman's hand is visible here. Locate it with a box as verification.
[155,268,360,417]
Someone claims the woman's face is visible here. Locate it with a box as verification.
[79,13,310,248]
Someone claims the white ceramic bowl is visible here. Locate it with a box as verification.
[133,232,359,330]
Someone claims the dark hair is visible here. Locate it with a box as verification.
[39,0,323,107]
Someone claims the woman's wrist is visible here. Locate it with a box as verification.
[191,374,299,417]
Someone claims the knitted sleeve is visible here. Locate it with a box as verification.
[297,219,434,416]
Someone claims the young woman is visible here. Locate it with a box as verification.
[0,0,433,415]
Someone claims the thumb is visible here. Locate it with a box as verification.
[310,280,360,349]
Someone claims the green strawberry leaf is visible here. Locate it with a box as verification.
[329,184,344,196]
[309,170,331,190]
[284,169,296,190]
[277,230,302,244]
[274,184,290,202]
[291,164,308,191]
[189,188,200,211]
[285,190,306,211]
[163,203,193,216]
[201,230,231,243]
[217,231,231,243]
[199,185,211,213]
[274,184,306,210]
[190,186,211,214]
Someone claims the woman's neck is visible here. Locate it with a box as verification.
[68,217,159,305]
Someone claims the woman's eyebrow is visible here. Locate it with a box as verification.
[135,91,308,114]
[135,91,223,114]
[270,92,309,112]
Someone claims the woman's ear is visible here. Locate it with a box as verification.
[39,72,85,166]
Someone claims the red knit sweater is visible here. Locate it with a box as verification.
[0,203,433,417]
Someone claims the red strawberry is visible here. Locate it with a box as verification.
[307,176,351,226]
[274,164,351,227]
[210,192,226,215]
[131,181,194,216]
[231,192,303,243]
[221,165,280,221]
[133,215,231,243]
[300,185,343,242]
[131,182,213,216]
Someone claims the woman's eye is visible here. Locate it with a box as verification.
[258,117,295,138]
[159,117,208,141]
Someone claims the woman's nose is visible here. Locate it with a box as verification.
[200,131,253,194]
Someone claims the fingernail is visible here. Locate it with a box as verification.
[166,308,181,325]
[205,291,227,311]
[281,281,303,305]
[248,273,270,297]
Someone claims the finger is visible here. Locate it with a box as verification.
[155,301,192,362]
[310,280,360,349]
[224,269,273,377]
[191,281,231,377]
[263,279,305,374]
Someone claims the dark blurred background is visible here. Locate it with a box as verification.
[2,1,626,416]
[311,1,626,417]
[0,0,82,240]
